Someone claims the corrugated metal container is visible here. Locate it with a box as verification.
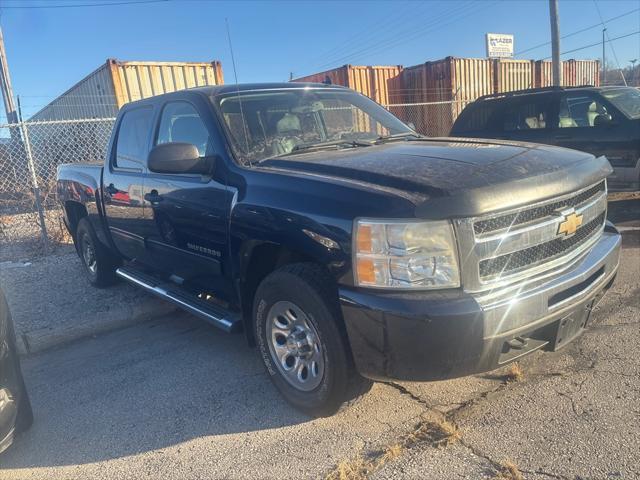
[403,57,493,103]
[292,65,404,105]
[294,57,599,137]
[535,60,600,87]
[402,57,494,135]
[30,58,224,121]
[534,61,554,88]
[563,59,600,87]
[494,59,535,92]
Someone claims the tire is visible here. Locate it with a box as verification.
[14,376,33,433]
[254,263,372,417]
[75,218,119,287]
[4,305,33,434]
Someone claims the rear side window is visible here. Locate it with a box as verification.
[501,97,552,131]
[453,101,500,133]
[114,107,153,169]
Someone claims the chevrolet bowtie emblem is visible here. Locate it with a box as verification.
[557,211,583,236]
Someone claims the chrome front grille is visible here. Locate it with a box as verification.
[455,181,608,293]
[478,212,605,279]
[473,181,605,235]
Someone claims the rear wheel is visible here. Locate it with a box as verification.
[254,263,372,417]
[76,218,119,287]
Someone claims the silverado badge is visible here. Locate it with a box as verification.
[557,211,583,237]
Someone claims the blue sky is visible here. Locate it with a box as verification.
[1,0,639,119]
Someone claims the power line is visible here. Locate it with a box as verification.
[593,0,627,85]
[299,1,421,70]
[0,0,169,9]
[515,7,640,55]
[339,1,494,67]
[315,1,479,69]
[301,0,487,76]
[541,30,640,58]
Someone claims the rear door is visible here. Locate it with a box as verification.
[450,100,502,138]
[492,94,556,145]
[102,105,154,260]
[141,97,235,301]
[551,91,638,188]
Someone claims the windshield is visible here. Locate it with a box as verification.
[212,88,412,164]
[600,87,640,119]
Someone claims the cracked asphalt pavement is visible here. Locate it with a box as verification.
[1,206,638,479]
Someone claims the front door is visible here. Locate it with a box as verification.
[102,105,154,260]
[142,99,235,302]
[551,91,639,189]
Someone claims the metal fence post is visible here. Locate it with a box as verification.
[19,120,49,252]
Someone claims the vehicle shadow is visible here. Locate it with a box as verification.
[607,196,640,248]
[0,314,311,469]
[607,197,640,225]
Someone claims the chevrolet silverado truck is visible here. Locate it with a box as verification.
[57,83,621,417]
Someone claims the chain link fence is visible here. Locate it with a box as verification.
[385,100,470,137]
[0,118,115,261]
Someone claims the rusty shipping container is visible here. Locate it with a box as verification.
[30,58,224,121]
[563,59,600,87]
[535,60,600,87]
[292,65,404,105]
[494,59,535,92]
[402,57,494,136]
[293,57,599,137]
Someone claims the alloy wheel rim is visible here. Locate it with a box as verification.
[266,300,325,392]
[82,235,97,274]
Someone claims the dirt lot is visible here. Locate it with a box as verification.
[0,200,638,479]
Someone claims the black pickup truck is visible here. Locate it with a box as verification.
[57,83,621,416]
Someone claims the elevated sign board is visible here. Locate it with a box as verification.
[486,33,514,58]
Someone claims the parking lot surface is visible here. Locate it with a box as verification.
[0,201,638,479]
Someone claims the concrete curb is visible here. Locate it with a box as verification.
[17,299,178,356]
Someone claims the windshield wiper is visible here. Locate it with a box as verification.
[287,139,373,154]
[374,132,423,144]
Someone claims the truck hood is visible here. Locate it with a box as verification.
[259,138,612,218]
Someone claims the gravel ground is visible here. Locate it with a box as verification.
[0,240,637,479]
[0,245,175,354]
[0,196,637,479]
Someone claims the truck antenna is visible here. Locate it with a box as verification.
[225,18,251,165]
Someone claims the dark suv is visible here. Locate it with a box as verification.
[450,86,640,191]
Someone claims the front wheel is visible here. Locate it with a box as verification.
[254,263,372,417]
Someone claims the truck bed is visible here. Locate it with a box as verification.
[57,163,103,212]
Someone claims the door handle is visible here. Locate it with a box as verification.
[144,191,163,204]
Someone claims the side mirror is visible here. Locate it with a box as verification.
[147,142,214,175]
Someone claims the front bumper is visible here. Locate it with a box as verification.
[339,227,621,382]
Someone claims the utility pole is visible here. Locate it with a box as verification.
[602,28,607,85]
[0,26,18,125]
[631,59,638,86]
[549,0,562,86]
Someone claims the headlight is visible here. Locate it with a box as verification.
[353,219,460,289]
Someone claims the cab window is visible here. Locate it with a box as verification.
[501,97,551,131]
[114,106,153,169]
[156,102,210,156]
[558,94,612,128]
[452,101,501,134]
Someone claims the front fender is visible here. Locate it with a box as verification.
[231,203,352,285]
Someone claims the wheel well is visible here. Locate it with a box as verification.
[64,201,88,237]
[240,244,320,346]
